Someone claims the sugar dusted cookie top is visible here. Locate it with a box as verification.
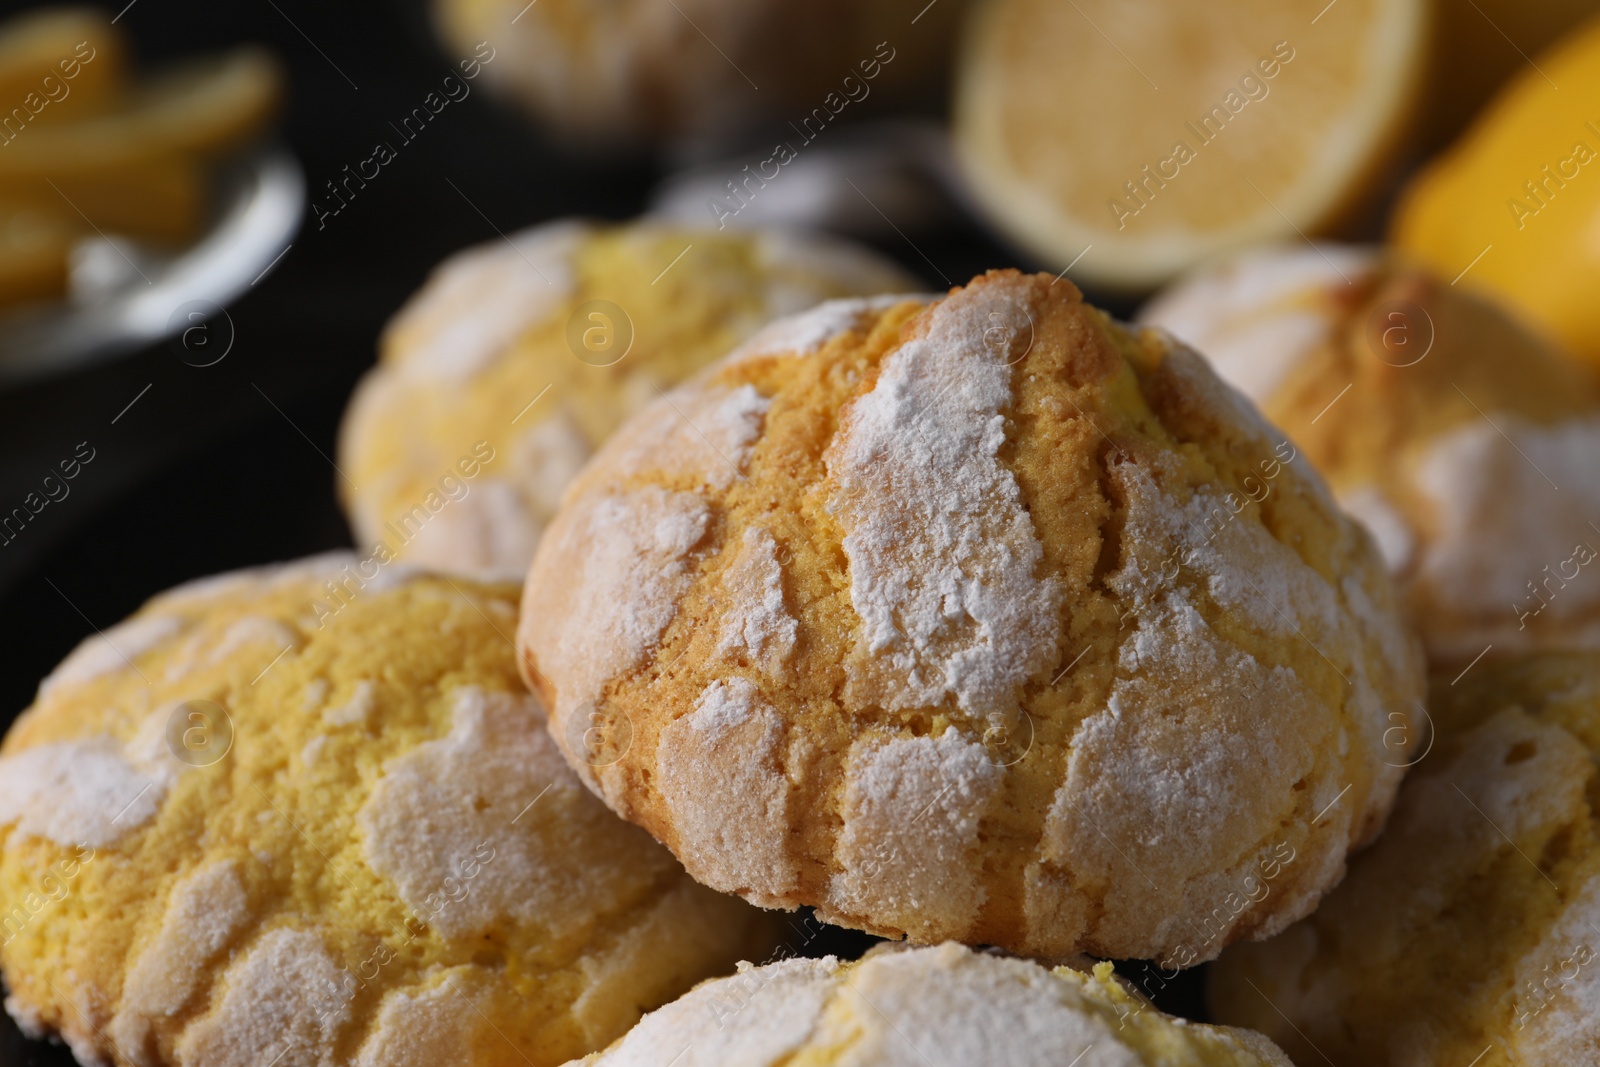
[337,220,917,578]
[0,554,775,1067]
[431,0,959,146]
[571,942,1294,1067]
[518,269,1425,964]
[1212,652,1600,1066]
[1141,244,1600,663]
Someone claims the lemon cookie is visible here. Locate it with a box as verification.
[1211,652,1600,1066]
[431,0,960,147]
[573,941,1293,1066]
[517,269,1425,964]
[1140,244,1600,663]
[0,554,776,1067]
[337,220,917,577]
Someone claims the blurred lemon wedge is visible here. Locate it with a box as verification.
[0,7,125,122]
[1420,0,1598,148]
[1392,13,1600,367]
[954,0,1429,290]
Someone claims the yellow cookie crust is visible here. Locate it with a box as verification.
[0,555,776,1067]
[337,220,917,578]
[1211,652,1600,1066]
[573,942,1294,1066]
[518,269,1424,964]
[1141,244,1600,664]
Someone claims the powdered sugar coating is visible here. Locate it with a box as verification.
[110,861,252,1064]
[727,294,929,365]
[1038,591,1322,964]
[577,943,1294,1066]
[1139,243,1376,400]
[521,486,711,732]
[359,686,673,941]
[340,221,918,578]
[1107,460,1345,644]
[175,928,351,1067]
[753,232,925,312]
[657,679,795,905]
[582,956,841,1067]
[1144,244,1600,665]
[38,614,184,698]
[322,680,375,727]
[513,411,593,516]
[1413,415,1600,658]
[383,220,582,384]
[1509,875,1600,1062]
[716,526,798,675]
[826,281,1063,718]
[3,993,44,1039]
[354,974,479,1067]
[587,382,771,491]
[145,553,433,616]
[831,945,1130,1067]
[827,729,1003,941]
[1337,484,1413,572]
[399,477,542,582]
[205,615,300,665]
[0,738,174,847]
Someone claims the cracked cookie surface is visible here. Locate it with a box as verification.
[0,554,775,1067]
[1212,652,1600,1066]
[1141,244,1600,664]
[572,941,1294,1067]
[337,220,916,578]
[518,270,1425,963]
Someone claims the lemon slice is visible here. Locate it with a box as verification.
[0,49,280,243]
[0,155,205,243]
[953,0,1428,289]
[0,48,282,177]
[0,7,127,123]
[0,209,71,309]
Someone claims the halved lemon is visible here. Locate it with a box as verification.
[953,0,1429,290]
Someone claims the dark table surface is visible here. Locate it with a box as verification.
[0,1,1199,1061]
